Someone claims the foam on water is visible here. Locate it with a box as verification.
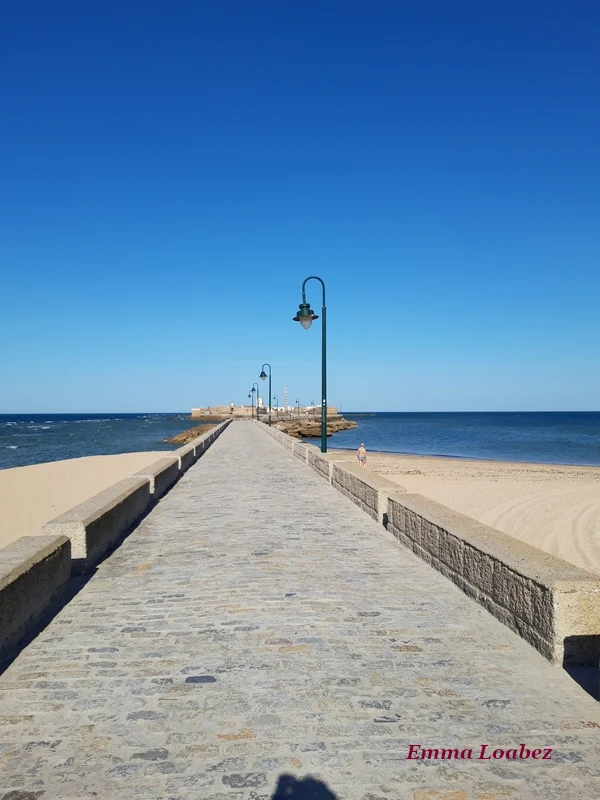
[0,412,185,468]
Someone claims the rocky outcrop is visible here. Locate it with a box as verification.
[272,415,358,439]
[166,423,216,444]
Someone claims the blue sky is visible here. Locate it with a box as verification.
[1,1,598,412]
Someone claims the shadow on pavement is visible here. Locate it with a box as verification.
[564,665,599,701]
[272,774,338,799]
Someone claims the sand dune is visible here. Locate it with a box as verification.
[352,450,600,576]
[0,452,167,550]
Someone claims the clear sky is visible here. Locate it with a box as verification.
[1,1,598,413]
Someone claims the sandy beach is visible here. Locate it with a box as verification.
[332,449,600,576]
[0,452,166,550]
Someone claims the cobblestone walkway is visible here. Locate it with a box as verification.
[1,422,600,800]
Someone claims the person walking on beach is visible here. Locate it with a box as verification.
[357,443,367,467]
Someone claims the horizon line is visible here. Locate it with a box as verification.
[2,410,600,416]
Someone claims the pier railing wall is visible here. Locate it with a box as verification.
[0,419,232,667]
[253,419,600,667]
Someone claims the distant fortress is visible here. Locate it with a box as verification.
[191,404,339,419]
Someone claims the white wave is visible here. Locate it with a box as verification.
[73,418,116,423]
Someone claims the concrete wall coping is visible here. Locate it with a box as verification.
[187,420,228,448]
[134,456,180,497]
[134,455,179,473]
[392,492,600,591]
[45,477,150,526]
[42,477,150,573]
[0,535,70,591]
[333,461,407,494]
[174,443,195,456]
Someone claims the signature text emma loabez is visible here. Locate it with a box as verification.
[407,744,552,761]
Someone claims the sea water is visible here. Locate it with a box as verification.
[333,412,600,466]
[0,413,192,469]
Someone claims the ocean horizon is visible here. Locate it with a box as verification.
[2,411,600,469]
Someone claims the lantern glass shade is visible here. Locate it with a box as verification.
[259,371,267,381]
[293,302,318,330]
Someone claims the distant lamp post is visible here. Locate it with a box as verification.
[293,276,327,453]
[259,363,272,426]
[248,390,255,419]
[273,394,279,418]
[296,399,300,418]
[252,383,260,420]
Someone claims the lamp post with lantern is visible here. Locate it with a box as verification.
[259,363,272,426]
[293,276,327,453]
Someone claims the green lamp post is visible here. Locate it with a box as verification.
[293,276,327,453]
[259,363,272,426]
[252,383,260,420]
[273,394,279,418]
[248,390,254,419]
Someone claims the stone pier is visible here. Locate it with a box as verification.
[1,422,599,799]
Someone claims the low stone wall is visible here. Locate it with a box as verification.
[307,449,346,482]
[387,493,600,666]
[134,456,180,498]
[251,419,600,666]
[173,443,195,471]
[293,442,308,463]
[169,419,231,470]
[332,462,404,523]
[42,477,151,574]
[0,418,234,663]
[0,535,71,662]
[41,420,233,573]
